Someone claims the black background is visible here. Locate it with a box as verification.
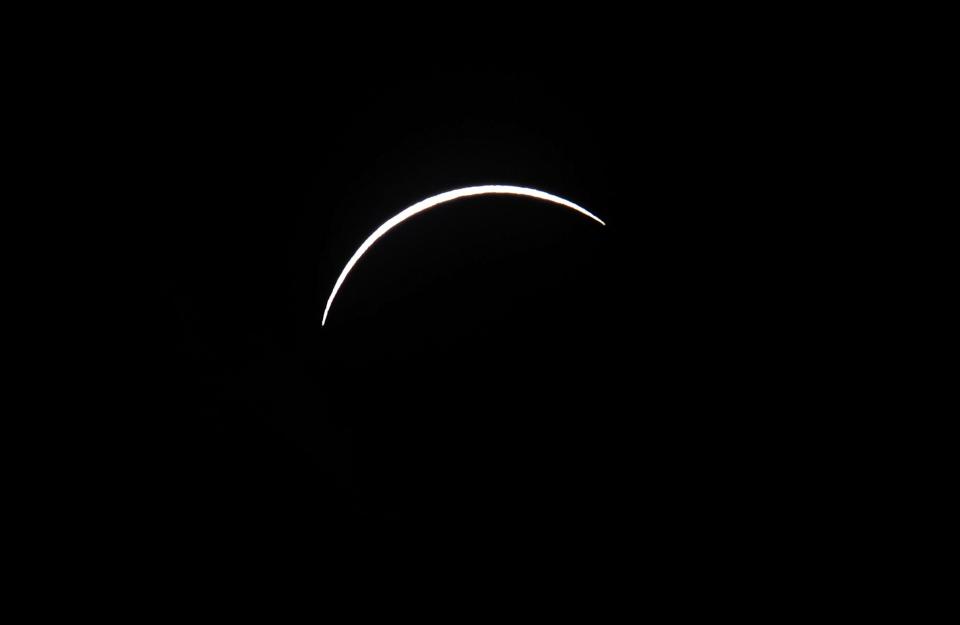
[153,28,809,563]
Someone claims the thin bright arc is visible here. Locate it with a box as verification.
[322,184,605,326]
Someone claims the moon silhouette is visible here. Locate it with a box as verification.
[322,185,605,326]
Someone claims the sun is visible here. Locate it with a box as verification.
[322,185,605,326]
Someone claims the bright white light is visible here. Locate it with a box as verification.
[322,185,605,326]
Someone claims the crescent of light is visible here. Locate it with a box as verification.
[322,184,605,326]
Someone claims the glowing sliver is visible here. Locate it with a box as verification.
[322,185,605,326]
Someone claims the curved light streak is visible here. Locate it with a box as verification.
[322,185,605,326]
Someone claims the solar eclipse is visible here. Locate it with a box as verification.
[322,185,605,326]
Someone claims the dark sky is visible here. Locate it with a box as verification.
[156,31,805,561]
